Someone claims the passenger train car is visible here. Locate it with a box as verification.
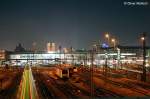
[55,66,78,79]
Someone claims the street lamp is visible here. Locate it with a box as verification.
[111,38,116,50]
[141,33,147,82]
[59,46,62,67]
[105,33,110,45]
[141,37,145,41]
[104,33,110,78]
[117,48,121,69]
[32,42,36,67]
[111,38,116,70]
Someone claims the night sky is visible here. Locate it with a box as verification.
[0,0,150,51]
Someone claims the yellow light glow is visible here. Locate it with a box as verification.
[105,33,109,38]
[141,37,145,41]
[111,38,115,42]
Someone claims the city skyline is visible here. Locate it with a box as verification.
[0,0,150,50]
[1,1,150,99]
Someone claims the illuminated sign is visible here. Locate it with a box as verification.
[102,43,109,48]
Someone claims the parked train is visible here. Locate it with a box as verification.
[55,66,78,79]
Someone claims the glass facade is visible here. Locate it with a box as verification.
[8,51,144,67]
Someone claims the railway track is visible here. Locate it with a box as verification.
[0,71,23,99]
[34,71,80,99]
[67,81,91,97]
[76,72,123,97]
[96,74,150,96]
[33,69,123,98]
[127,81,150,90]
[33,72,55,99]
[38,81,54,99]
[47,76,80,99]
[95,88,123,97]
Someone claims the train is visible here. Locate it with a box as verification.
[55,66,78,79]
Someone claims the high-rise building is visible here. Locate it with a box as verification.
[47,43,50,52]
[0,50,6,60]
[51,42,56,51]
[14,43,25,52]
[47,42,56,52]
[32,42,36,52]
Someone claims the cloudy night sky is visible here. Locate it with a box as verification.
[0,0,150,51]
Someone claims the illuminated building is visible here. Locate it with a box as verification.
[14,43,25,52]
[0,49,9,66]
[47,42,56,53]
[0,45,149,67]
[0,50,6,60]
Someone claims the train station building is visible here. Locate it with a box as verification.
[0,46,149,68]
